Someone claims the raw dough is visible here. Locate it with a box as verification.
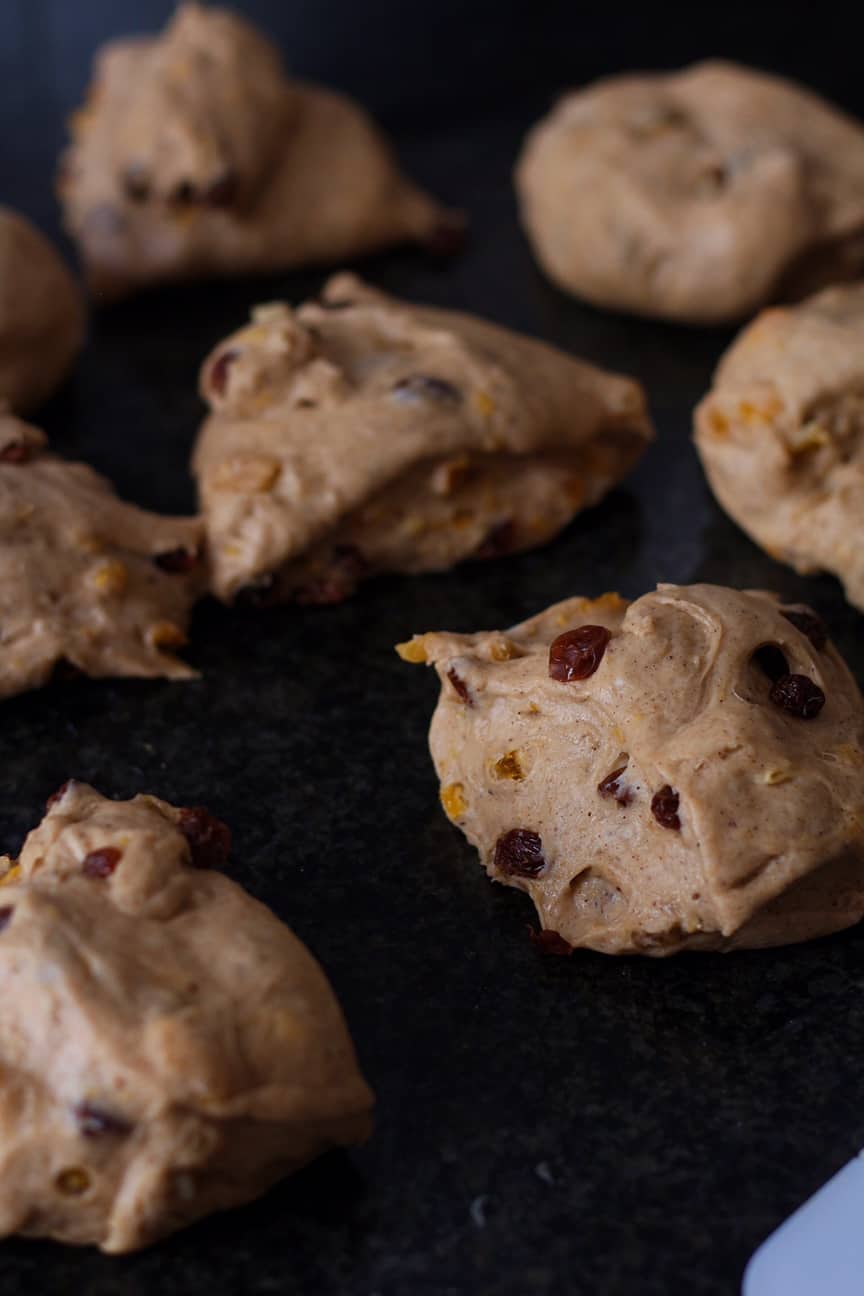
[193,272,653,603]
[0,781,373,1251]
[0,411,203,700]
[695,284,864,610]
[0,207,85,411]
[515,61,864,324]
[399,584,864,955]
[59,2,461,300]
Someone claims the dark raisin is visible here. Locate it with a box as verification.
[651,786,681,831]
[423,211,468,258]
[597,766,633,806]
[171,179,197,205]
[781,608,828,651]
[0,442,32,463]
[46,780,73,811]
[294,546,369,605]
[769,673,826,719]
[123,164,150,202]
[494,828,546,878]
[548,625,611,682]
[208,348,239,398]
[447,667,472,705]
[0,906,13,932]
[178,807,231,869]
[154,548,198,573]
[82,847,122,879]
[205,171,237,207]
[753,644,789,682]
[475,519,516,560]
[74,1102,132,1138]
[391,375,462,405]
[234,574,277,609]
[528,926,573,956]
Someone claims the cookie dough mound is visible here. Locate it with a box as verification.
[0,781,373,1251]
[695,285,864,610]
[399,584,864,955]
[0,207,85,411]
[193,273,653,603]
[0,412,203,700]
[515,61,864,324]
[59,2,459,300]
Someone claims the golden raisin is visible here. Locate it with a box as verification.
[56,1167,90,1196]
[494,751,524,781]
[440,783,467,819]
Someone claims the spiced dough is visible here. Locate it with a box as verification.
[399,584,864,955]
[193,273,653,603]
[516,61,864,324]
[0,207,84,411]
[59,2,460,300]
[695,284,864,611]
[0,781,373,1251]
[0,412,203,700]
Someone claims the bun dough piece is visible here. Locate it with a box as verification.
[0,207,84,411]
[0,412,203,700]
[59,2,461,300]
[0,781,373,1252]
[193,273,653,603]
[398,584,864,955]
[695,284,864,610]
[515,61,864,324]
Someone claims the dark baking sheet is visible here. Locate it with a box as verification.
[2,4,864,1293]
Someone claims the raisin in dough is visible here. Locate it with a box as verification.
[0,781,373,1252]
[695,285,864,611]
[0,413,203,700]
[0,207,85,411]
[58,3,459,301]
[515,61,864,324]
[193,273,653,603]
[399,584,864,955]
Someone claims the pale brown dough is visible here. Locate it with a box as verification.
[695,283,864,611]
[58,2,460,300]
[193,273,653,604]
[516,61,864,324]
[0,411,203,700]
[399,584,864,955]
[0,781,373,1252]
[0,207,85,411]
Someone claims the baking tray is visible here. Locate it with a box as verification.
[2,6,864,1294]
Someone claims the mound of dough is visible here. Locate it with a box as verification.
[59,2,460,300]
[0,207,84,411]
[0,781,372,1251]
[695,284,864,610]
[515,61,864,324]
[0,412,203,700]
[193,273,653,603]
[399,584,864,955]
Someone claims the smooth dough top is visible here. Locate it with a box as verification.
[193,273,653,602]
[0,207,85,411]
[0,412,203,700]
[59,2,457,299]
[401,584,864,955]
[694,283,864,611]
[0,781,373,1252]
[516,61,864,324]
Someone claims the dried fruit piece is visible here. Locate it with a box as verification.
[548,625,611,682]
[209,349,239,397]
[528,926,573,956]
[0,906,13,932]
[154,548,198,573]
[440,783,467,819]
[0,441,32,464]
[781,608,828,650]
[177,807,231,869]
[769,673,826,718]
[475,519,516,560]
[447,668,472,705]
[293,545,368,606]
[494,828,546,878]
[651,786,681,830]
[55,1168,90,1196]
[46,780,73,810]
[390,375,462,405]
[597,765,633,806]
[90,559,129,595]
[494,751,524,781]
[74,1102,132,1138]
[752,644,789,682]
[82,847,122,879]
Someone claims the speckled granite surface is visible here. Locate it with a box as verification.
[2,4,864,1293]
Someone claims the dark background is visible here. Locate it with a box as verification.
[1,4,863,1294]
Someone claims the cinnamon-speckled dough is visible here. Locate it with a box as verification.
[399,584,864,955]
[0,412,203,700]
[0,207,85,411]
[695,284,864,611]
[59,3,460,300]
[0,781,373,1252]
[516,61,864,324]
[193,273,653,603]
